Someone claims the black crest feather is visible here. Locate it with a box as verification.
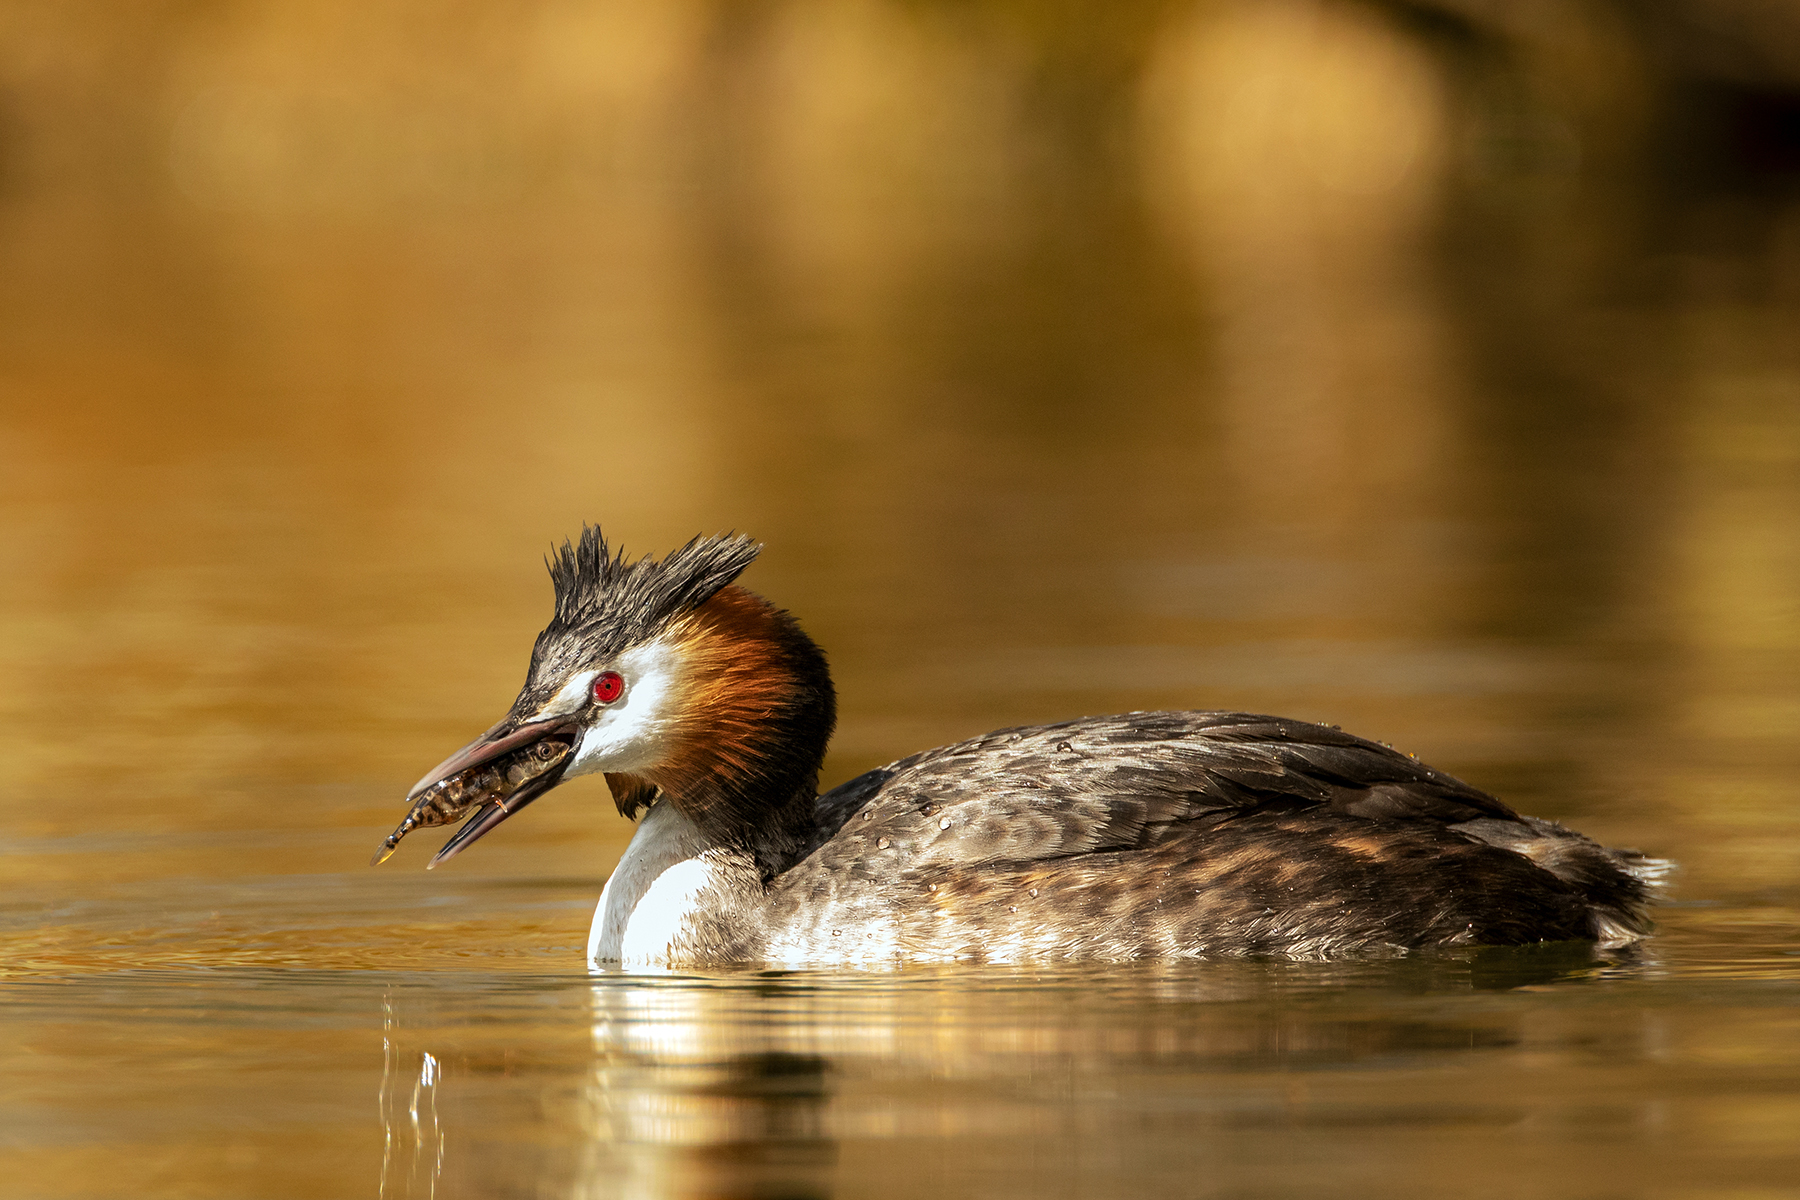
[543,527,760,652]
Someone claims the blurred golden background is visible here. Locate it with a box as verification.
[2,0,1799,941]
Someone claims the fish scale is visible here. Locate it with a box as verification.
[371,737,572,865]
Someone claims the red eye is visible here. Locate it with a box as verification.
[592,671,624,705]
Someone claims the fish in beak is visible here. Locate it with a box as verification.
[372,719,579,868]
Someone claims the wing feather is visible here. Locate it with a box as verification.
[812,711,1518,874]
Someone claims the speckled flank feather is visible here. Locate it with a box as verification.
[693,712,1662,964]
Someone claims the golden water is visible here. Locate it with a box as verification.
[2,1,1799,1196]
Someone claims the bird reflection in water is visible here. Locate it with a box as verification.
[369,952,1644,1198]
[374,977,837,1200]
[585,977,836,1200]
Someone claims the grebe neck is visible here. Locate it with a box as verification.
[602,584,836,878]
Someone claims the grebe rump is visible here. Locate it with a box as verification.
[374,529,1663,967]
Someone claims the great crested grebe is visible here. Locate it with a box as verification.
[374,529,1663,967]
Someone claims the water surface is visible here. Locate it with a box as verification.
[3,1,1800,1196]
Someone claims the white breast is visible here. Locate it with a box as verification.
[587,802,721,967]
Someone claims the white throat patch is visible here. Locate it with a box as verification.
[587,802,719,967]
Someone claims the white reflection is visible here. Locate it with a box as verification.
[581,976,836,1200]
[380,993,445,1200]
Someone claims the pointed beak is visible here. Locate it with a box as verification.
[372,717,580,869]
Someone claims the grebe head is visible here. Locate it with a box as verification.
[392,528,836,870]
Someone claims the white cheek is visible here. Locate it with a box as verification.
[565,639,683,778]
